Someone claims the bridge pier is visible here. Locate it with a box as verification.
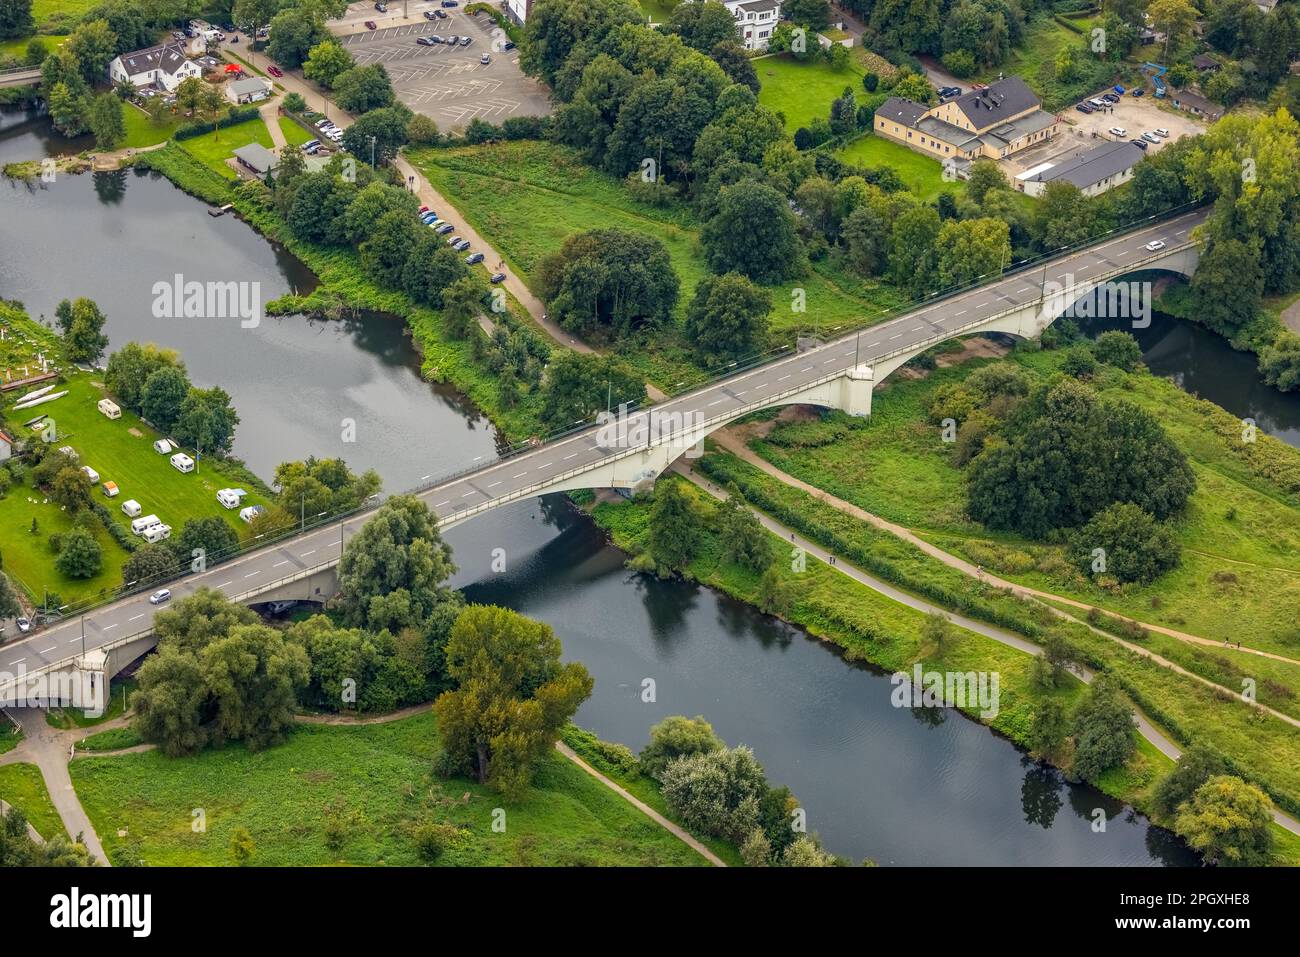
[839,365,874,417]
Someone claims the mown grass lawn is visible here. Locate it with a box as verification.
[121,104,181,150]
[177,116,274,178]
[755,53,866,134]
[836,133,960,203]
[412,140,905,386]
[0,371,270,603]
[0,34,62,60]
[70,711,710,866]
[277,116,314,147]
[0,763,63,840]
[32,0,99,23]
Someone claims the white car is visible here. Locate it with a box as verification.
[1153,128,1170,138]
[1145,240,1166,251]
[149,589,172,605]
[16,616,31,634]
[1108,127,1126,137]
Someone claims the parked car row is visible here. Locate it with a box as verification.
[417,34,472,46]
[1106,126,1170,149]
[315,117,345,144]
[423,8,449,18]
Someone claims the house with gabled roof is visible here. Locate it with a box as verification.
[108,41,203,93]
[874,76,1059,165]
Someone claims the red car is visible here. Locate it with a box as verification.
[365,20,377,29]
[267,65,283,77]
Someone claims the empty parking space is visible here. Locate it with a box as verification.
[333,12,549,129]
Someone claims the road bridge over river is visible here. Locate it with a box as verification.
[0,208,1206,703]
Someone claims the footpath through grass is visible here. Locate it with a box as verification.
[70,710,709,866]
[412,140,906,388]
[750,346,1300,656]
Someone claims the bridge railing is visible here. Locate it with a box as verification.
[0,554,343,696]
[6,205,1206,630]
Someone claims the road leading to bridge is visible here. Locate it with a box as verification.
[0,208,1207,687]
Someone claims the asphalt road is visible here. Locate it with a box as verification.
[0,208,1206,684]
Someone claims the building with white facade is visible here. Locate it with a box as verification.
[108,41,203,92]
[724,0,782,51]
[1015,141,1145,198]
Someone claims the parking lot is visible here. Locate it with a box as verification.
[332,11,550,128]
[1004,91,1207,175]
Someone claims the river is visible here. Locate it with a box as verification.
[5,132,1265,864]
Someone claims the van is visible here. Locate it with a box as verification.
[1088,98,1106,108]
[170,452,195,473]
[121,499,142,518]
[131,514,162,536]
[143,523,172,544]
[81,465,100,484]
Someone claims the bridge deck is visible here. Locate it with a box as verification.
[0,209,1206,691]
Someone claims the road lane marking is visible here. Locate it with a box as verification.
[434,500,449,507]
[708,398,726,406]
[102,624,117,631]
[486,481,501,488]
[244,571,260,578]
[536,462,552,469]
[563,453,578,460]
[128,615,144,622]
[40,646,56,654]
[512,472,527,479]
[273,561,290,568]
[777,374,791,382]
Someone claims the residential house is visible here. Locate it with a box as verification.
[1015,141,1145,198]
[0,429,13,462]
[108,41,203,92]
[1169,89,1222,121]
[225,76,272,105]
[723,0,782,51]
[874,76,1059,164]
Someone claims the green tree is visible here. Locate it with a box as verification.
[1071,675,1136,781]
[173,386,239,456]
[433,605,593,795]
[336,495,457,632]
[341,105,411,164]
[267,4,328,68]
[717,492,772,572]
[1071,502,1180,584]
[104,343,184,413]
[302,38,354,88]
[441,274,487,340]
[965,159,1008,204]
[401,233,468,308]
[55,527,102,579]
[701,180,805,283]
[171,517,240,568]
[202,623,311,750]
[1174,775,1275,866]
[67,18,118,86]
[341,180,420,244]
[54,297,109,364]
[1028,698,1068,758]
[660,745,768,843]
[139,364,192,434]
[539,352,646,431]
[648,479,701,573]
[639,715,725,779]
[537,228,680,339]
[1091,330,1142,370]
[332,63,395,114]
[1153,745,1229,817]
[664,1,740,51]
[121,542,179,588]
[683,272,772,366]
[87,92,125,149]
[358,209,420,287]
[890,205,941,299]
[49,466,92,513]
[0,0,34,39]
[936,217,1010,289]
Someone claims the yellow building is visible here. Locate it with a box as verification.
[874,77,1059,165]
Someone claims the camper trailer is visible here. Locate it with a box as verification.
[216,488,247,509]
[143,523,172,544]
[81,465,100,484]
[153,438,176,454]
[121,499,142,518]
[239,504,266,524]
[131,514,162,536]
[170,452,195,473]
[58,445,78,460]
[102,481,119,498]
[97,398,121,419]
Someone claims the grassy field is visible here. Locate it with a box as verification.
[747,346,1300,657]
[277,116,314,148]
[1,331,270,602]
[412,140,906,387]
[178,116,275,178]
[70,711,711,866]
[755,53,866,133]
[836,133,960,203]
[32,0,99,24]
[121,105,182,150]
[683,449,1300,853]
[46,679,135,729]
[0,34,62,60]
[0,763,63,840]
[975,15,1118,110]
